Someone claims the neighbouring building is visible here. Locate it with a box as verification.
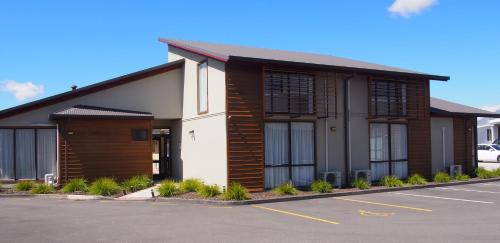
[1,39,499,192]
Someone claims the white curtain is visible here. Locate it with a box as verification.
[37,129,57,179]
[198,61,208,113]
[370,124,389,162]
[371,162,389,182]
[391,124,408,179]
[291,122,314,186]
[392,162,408,179]
[15,129,36,179]
[265,123,290,189]
[0,129,14,180]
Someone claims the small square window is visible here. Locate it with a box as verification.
[132,129,148,141]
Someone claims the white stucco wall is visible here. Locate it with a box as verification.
[430,117,454,174]
[0,69,183,126]
[168,46,228,187]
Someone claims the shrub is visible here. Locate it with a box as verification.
[407,174,427,185]
[454,173,470,181]
[476,167,495,179]
[13,181,36,192]
[352,178,370,190]
[197,184,221,198]
[222,182,250,201]
[31,183,55,194]
[179,178,204,192]
[158,180,179,197]
[89,178,121,196]
[62,178,88,193]
[493,168,500,177]
[310,180,333,193]
[433,172,451,183]
[379,175,404,187]
[273,183,299,196]
[122,174,153,193]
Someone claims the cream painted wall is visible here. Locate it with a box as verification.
[431,117,454,174]
[168,46,228,187]
[0,70,183,126]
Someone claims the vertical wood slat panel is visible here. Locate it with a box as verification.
[226,61,265,192]
[59,119,152,183]
[454,117,474,174]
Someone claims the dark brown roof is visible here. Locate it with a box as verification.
[160,38,449,81]
[49,105,153,120]
[430,97,500,118]
[0,59,184,119]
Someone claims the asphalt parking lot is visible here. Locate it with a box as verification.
[2,182,500,243]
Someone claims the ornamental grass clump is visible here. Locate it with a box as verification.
[433,172,451,183]
[197,184,221,198]
[122,174,153,193]
[62,178,88,193]
[14,181,36,192]
[454,173,470,181]
[379,175,404,187]
[89,177,121,196]
[273,183,299,196]
[158,180,179,197]
[222,182,250,201]
[407,174,427,185]
[310,180,333,193]
[30,183,55,194]
[475,167,495,179]
[179,178,204,192]
[352,178,370,190]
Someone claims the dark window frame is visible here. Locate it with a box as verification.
[369,122,409,177]
[370,80,408,118]
[131,128,149,141]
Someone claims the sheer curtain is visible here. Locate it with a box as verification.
[370,124,389,181]
[0,129,14,180]
[15,129,36,179]
[198,61,208,113]
[37,129,57,179]
[291,123,314,187]
[265,123,290,189]
[391,124,408,179]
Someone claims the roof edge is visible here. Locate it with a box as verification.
[159,38,229,63]
[0,59,184,120]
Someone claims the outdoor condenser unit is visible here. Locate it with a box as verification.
[321,171,342,188]
[448,165,462,177]
[44,174,55,186]
[352,170,372,185]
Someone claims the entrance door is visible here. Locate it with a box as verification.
[152,133,171,180]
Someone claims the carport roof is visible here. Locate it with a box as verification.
[50,105,153,120]
[430,97,500,118]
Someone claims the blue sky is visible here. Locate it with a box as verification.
[1,0,499,111]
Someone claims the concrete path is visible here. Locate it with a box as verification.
[117,185,159,200]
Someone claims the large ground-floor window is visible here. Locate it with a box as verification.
[0,128,57,180]
[370,123,408,181]
[265,122,315,189]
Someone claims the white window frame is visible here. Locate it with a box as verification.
[197,60,209,114]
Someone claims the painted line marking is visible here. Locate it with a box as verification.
[208,206,233,209]
[432,187,500,194]
[334,197,432,212]
[478,183,500,187]
[391,192,494,204]
[252,205,339,225]
[358,209,395,217]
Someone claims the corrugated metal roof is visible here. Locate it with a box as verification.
[50,105,153,119]
[430,97,500,118]
[160,38,449,81]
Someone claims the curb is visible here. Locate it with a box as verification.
[2,178,500,205]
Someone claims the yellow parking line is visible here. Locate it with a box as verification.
[335,197,432,212]
[252,205,339,225]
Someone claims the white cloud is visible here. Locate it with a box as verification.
[482,105,500,113]
[388,0,438,18]
[1,80,44,101]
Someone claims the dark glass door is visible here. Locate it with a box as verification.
[152,133,171,180]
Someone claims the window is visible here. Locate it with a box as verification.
[0,128,56,180]
[264,71,314,115]
[264,122,315,189]
[132,129,148,141]
[487,128,492,142]
[370,80,407,117]
[198,61,208,114]
[370,123,408,181]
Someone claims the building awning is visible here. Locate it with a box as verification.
[49,105,153,120]
[430,97,500,118]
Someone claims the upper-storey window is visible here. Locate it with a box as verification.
[264,71,314,115]
[370,80,407,117]
[197,61,208,114]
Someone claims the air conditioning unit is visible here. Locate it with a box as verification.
[321,171,342,188]
[352,170,372,184]
[448,165,462,177]
[44,174,55,186]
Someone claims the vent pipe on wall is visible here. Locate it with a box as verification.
[343,74,354,186]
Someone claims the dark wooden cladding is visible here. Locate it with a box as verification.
[226,61,265,192]
[454,117,474,174]
[58,119,152,183]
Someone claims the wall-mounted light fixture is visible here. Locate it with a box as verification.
[330,126,337,132]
